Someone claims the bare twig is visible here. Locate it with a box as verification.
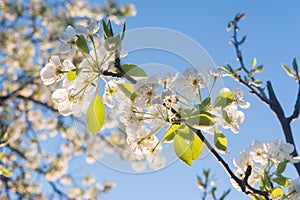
[228,13,300,177]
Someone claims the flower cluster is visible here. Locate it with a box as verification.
[232,139,300,199]
[40,7,251,170]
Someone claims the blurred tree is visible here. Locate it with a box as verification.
[0,0,136,199]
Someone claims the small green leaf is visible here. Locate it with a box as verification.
[252,58,257,68]
[293,58,299,80]
[273,175,290,187]
[282,63,294,77]
[116,82,137,101]
[221,110,232,125]
[191,134,203,160]
[86,94,106,135]
[102,19,112,38]
[255,65,263,73]
[107,20,114,36]
[187,114,215,128]
[271,187,284,199]
[214,129,227,153]
[0,166,10,177]
[276,160,287,175]
[251,80,262,87]
[196,97,211,110]
[174,135,192,167]
[0,152,5,161]
[121,64,147,77]
[163,124,180,143]
[197,175,204,189]
[67,70,76,81]
[250,194,264,200]
[76,34,89,54]
[214,91,234,108]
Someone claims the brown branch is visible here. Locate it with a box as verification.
[228,13,300,177]
[288,83,300,122]
[186,124,269,200]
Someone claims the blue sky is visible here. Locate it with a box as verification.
[86,1,300,199]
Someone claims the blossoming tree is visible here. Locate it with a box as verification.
[0,0,136,199]
[1,1,300,200]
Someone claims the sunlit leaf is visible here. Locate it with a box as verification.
[86,94,106,135]
[187,113,215,128]
[67,70,76,81]
[174,135,192,167]
[214,129,227,153]
[0,165,10,177]
[121,64,147,77]
[273,175,290,187]
[252,58,257,69]
[276,160,287,175]
[116,82,137,101]
[271,187,284,199]
[214,91,234,108]
[251,80,262,87]
[163,124,180,143]
[282,63,294,77]
[191,133,203,160]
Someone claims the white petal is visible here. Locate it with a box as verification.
[63,60,76,71]
[52,88,69,104]
[40,63,56,85]
[58,101,73,116]
[50,55,61,67]
[75,25,88,35]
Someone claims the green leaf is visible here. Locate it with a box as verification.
[116,82,137,101]
[174,134,192,167]
[191,133,203,160]
[214,129,227,153]
[214,91,234,108]
[252,58,257,68]
[293,58,299,80]
[177,126,194,142]
[221,110,232,125]
[0,152,4,161]
[0,165,10,177]
[75,34,89,54]
[251,80,262,87]
[197,175,204,189]
[196,97,211,110]
[255,65,263,73]
[273,175,290,187]
[67,70,76,81]
[271,187,284,199]
[250,194,264,200]
[276,160,287,175]
[121,64,147,77]
[102,19,112,38]
[107,20,114,36]
[282,63,294,77]
[163,124,180,143]
[86,94,106,135]
[186,113,215,128]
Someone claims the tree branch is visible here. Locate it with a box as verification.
[186,124,269,200]
[288,83,300,122]
[228,13,300,177]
